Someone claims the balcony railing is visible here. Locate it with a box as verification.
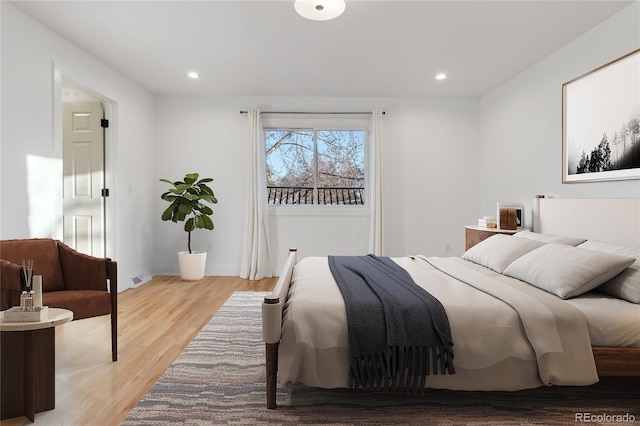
[267,186,365,205]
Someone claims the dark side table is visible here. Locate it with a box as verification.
[0,308,73,422]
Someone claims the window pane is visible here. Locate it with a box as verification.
[265,129,314,204]
[317,130,365,205]
[265,128,366,206]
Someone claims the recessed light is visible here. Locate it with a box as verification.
[188,72,200,79]
[436,73,447,80]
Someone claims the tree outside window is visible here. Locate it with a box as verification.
[265,128,365,205]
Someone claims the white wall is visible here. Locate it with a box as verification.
[1,3,157,291]
[154,96,480,275]
[381,98,480,257]
[154,96,248,276]
[1,1,480,284]
[4,0,638,283]
[154,3,637,276]
[479,2,640,227]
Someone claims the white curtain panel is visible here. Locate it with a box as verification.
[240,109,272,280]
[368,109,384,255]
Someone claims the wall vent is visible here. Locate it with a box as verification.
[128,271,151,288]
[130,273,144,286]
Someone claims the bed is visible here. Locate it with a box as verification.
[261,197,640,409]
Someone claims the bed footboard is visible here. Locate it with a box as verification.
[262,249,298,409]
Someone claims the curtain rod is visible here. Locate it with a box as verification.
[239,110,385,115]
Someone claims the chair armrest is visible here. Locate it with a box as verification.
[1,259,24,309]
[57,241,108,291]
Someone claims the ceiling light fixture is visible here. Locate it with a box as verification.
[436,73,447,80]
[294,0,346,21]
[188,71,200,79]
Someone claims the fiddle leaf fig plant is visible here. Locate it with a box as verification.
[160,173,218,254]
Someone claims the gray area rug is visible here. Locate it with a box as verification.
[123,291,639,425]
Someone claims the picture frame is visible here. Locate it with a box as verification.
[562,49,640,183]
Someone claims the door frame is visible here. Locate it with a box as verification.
[53,70,117,260]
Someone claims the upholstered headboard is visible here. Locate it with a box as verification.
[534,197,640,247]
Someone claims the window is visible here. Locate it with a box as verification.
[265,128,366,205]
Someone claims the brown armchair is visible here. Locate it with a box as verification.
[0,238,117,361]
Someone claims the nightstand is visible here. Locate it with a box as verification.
[465,225,523,250]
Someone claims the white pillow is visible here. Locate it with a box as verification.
[503,244,635,299]
[513,231,585,246]
[577,240,640,304]
[462,234,546,273]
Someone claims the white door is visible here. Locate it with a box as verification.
[63,102,105,257]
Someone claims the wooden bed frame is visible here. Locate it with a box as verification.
[262,197,640,408]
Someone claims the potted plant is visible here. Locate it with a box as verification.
[160,173,218,280]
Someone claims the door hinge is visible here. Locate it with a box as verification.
[101,188,110,197]
[101,119,109,128]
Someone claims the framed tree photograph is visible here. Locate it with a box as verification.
[562,49,640,183]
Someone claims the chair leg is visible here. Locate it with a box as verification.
[111,313,117,361]
[107,261,118,362]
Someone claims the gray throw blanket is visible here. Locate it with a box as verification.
[328,255,455,392]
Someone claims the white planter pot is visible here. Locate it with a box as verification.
[178,251,207,281]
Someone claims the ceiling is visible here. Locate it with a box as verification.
[10,0,634,98]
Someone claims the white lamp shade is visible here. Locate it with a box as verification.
[294,0,346,21]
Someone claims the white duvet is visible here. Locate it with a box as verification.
[278,256,599,391]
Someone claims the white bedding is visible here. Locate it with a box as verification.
[279,255,601,391]
[567,291,640,347]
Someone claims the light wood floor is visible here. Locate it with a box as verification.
[2,275,276,426]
